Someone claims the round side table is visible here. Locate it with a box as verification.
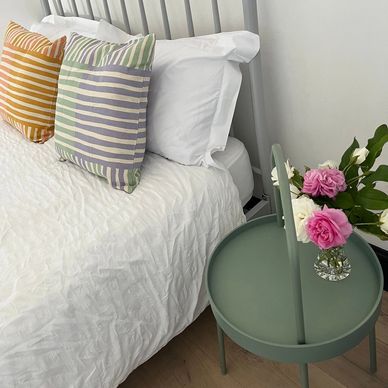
[207,215,383,387]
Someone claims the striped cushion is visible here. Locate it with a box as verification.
[55,33,155,193]
[0,21,66,143]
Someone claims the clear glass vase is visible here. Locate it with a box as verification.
[313,246,351,281]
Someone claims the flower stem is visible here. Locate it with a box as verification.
[347,172,369,185]
[291,179,303,190]
[355,222,379,226]
[342,162,353,174]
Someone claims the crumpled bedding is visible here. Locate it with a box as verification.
[0,120,245,388]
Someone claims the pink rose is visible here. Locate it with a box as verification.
[302,168,346,198]
[306,206,352,249]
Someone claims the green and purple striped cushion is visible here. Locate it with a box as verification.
[54,33,155,193]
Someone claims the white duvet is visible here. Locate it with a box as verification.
[0,121,245,388]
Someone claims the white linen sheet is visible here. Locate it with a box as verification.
[0,121,245,387]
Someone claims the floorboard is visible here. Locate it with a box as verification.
[121,292,388,387]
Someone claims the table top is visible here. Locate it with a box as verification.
[207,214,383,362]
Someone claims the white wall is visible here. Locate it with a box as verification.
[0,0,44,48]
[1,0,387,248]
[256,0,388,249]
[257,0,388,166]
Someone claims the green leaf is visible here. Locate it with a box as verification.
[313,197,334,208]
[357,224,388,241]
[333,192,354,209]
[361,165,388,186]
[350,207,388,240]
[361,124,388,172]
[339,137,359,170]
[348,207,379,225]
[355,186,388,210]
[345,165,360,185]
[291,169,303,189]
[347,185,359,197]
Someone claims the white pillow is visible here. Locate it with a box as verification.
[31,16,134,43]
[148,32,260,166]
[31,15,99,40]
[98,20,137,42]
[97,28,260,166]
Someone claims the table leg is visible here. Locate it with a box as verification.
[369,326,377,374]
[299,363,309,388]
[217,324,227,375]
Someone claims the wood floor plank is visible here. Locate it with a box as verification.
[315,355,385,388]
[342,337,388,384]
[222,337,300,387]
[122,292,388,387]
[183,309,299,387]
[375,295,388,347]
[275,362,346,388]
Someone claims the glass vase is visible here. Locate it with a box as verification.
[313,246,351,281]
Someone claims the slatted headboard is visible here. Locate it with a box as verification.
[40,0,273,212]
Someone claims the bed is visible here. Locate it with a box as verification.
[0,0,271,386]
[0,120,245,387]
[214,136,254,206]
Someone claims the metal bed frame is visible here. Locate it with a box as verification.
[40,0,273,213]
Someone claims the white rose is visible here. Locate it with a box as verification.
[352,147,369,164]
[318,160,338,169]
[271,160,295,186]
[291,197,321,243]
[290,184,300,199]
[380,209,388,235]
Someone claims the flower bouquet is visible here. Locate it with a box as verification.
[272,124,388,281]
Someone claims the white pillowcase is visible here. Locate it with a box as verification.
[98,20,136,42]
[31,16,133,43]
[31,15,99,40]
[101,28,260,166]
[148,32,260,166]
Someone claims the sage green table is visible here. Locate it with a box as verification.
[206,145,384,388]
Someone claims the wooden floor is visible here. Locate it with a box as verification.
[121,292,388,387]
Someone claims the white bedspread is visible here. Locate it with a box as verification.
[0,121,245,388]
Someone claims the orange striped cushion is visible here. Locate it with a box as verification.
[0,21,66,143]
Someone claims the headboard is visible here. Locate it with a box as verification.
[40,0,273,212]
